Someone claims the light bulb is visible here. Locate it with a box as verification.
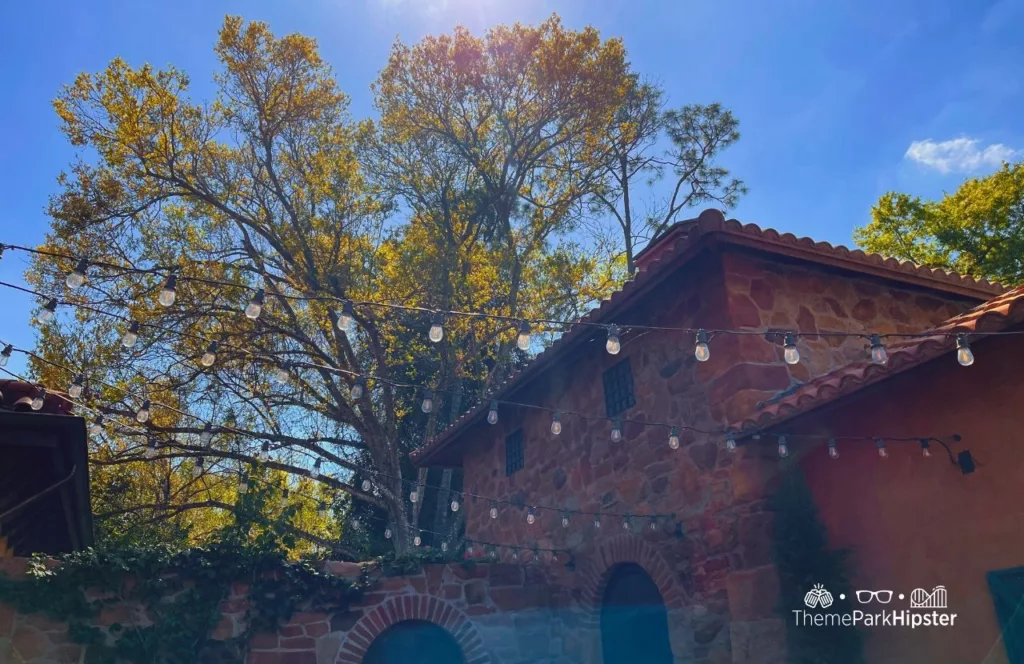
[778,435,789,458]
[66,259,88,290]
[828,438,839,459]
[593,516,601,529]
[200,423,213,445]
[38,298,58,323]
[89,415,104,435]
[310,459,321,479]
[694,330,711,362]
[450,496,460,512]
[384,527,392,539]
[351,517,360,530]
[258,441,270,461]
[280,488,289,507]
[274,362,291,384]
[725,431,737,453]
[869,334,887,365]
[414,534,422,547]
[428,312,444,343]
[361,479,371,492]
[338,301,354,330]
[158,274,177,307]
[244,288,265,319]
[920,439,932,458]
[550,411,562,436]
[622,516,631,531]
[487,400,499,425]
[193,457,204,479]
[410,489,418,503]
[200,341,218,367]
[466,545,474,557]
[68,374,85,399]
[956,334,974,366]
[649,518,658,531]
[350,378,364,400]
[489,504,498,520]
[511,548,519,562]
[441,541,448,553]
[122,321,140,348]
[136,400,151,423]
[526,507,536,525]
[516,321,531,351]
[876,438,888,459]
[0,344,12,367]
[610,418,622,443]
[239,479,248,494]
[30,388,45,411]
[605,324,621,355]
[318,502,327,516]
[783,333,800,365]
[420,389,434,414]
[561,514,570,528]
[144,440,157,459]
[668,426,681,450]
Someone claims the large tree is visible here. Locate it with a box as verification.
[856,161,1024,285]
[27,16,630,555]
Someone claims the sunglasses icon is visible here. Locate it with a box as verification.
[856,590,893,604]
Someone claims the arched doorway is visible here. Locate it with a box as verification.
[363,619,465,664]
[601,563,673,664]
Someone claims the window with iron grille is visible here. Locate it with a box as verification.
[505,429,525,476]
[603,358,636,418]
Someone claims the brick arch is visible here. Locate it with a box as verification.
[580,534,686,612]
[336,594,492,664]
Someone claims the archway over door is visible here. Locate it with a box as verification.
[363,620,466,664]
[601,563,673,664]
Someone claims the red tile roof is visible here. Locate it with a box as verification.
[411,209,1007,466]
[732,284,1024,434]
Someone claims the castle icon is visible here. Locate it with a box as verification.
[910,585,947,609]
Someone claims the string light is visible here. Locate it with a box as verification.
[777,435,789,458]
[869,334,887,365]
[66,259,88,290]
[593,515,601,529]
[244,288,265,319]
[725,430,736,453]
[561,513,570,528]
[121,321,140,348]
[828,438,839,459]
[610,417,622,442]
[274,362,291,384]
[414,532,422,547]
[920,439,932,458]
[361,479,371,492]
[200,340,218,367]
[440,541,448,553]
[669,426,680,450]
[0,344,11,367]
[605,324,621,355]
[88,415,104,435]
[550,410,562,436]
[511,547,519,562]
[487,400,499,425]
[428,312,444,343]
[875,438,888,459]
[239,477,248,494]
[489,501,498,519]
[30,387,45,411]
[526,507,536,525]
[135,400,151,423]
[384,526,392,539]
[351,517,360,530]
[783,332,800,365]
[257,441,270,462]
[68,374,85,399]
[649,516,658,531]
[350,378,365,400]
[38,298,57,323]
[317,501,328,517]
[694,330,711,362]
[199,423,213,445]
[338,301,354,330]
[420,389,434,414]
[144,438,157,459]
[450,493,461,512]
[158,274,177,307]
[410,489,418,503]
[622,515,631,531]
[956,334,974,366]
[280,488,290,507]
[310,458,322,479]
[193,456,205,478]
[517,321,531,351]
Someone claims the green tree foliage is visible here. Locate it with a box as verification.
[855,161,1024,285]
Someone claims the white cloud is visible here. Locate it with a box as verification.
[904,137,1020,174]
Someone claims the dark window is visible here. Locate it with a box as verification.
[603,358,636,418]
[988,567,1024,663]
[505,429,524,476]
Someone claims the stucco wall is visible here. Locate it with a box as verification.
[787,332,1024,664]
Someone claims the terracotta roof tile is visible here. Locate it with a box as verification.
[411,209,1007,466]
[732,284,1024,434]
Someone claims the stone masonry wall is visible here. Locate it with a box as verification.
[459,246,981,663]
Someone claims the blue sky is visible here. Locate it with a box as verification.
[1,0,1022,373]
